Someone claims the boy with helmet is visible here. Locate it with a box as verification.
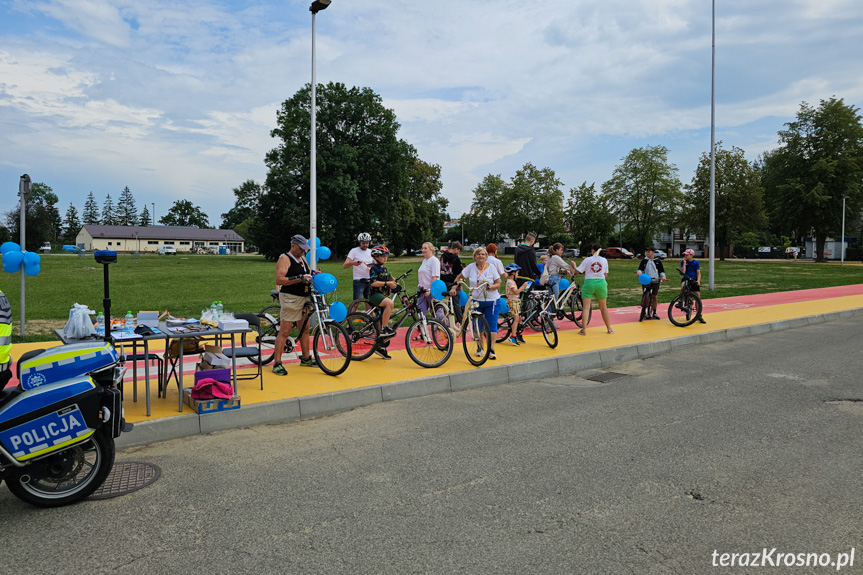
[680,248,706,324]
[368,246,397,359]
[504,263,528,345]
[344,232,374,302]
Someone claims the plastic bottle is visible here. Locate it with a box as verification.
[124,311,135,333]
[95,312,105,336]
[210,302,217,319]
[216,301,224,320]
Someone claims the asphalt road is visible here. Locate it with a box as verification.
[2,318,862,574]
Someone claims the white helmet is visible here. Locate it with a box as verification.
[357,232,371,242]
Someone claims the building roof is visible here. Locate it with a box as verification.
[81,225,244,242]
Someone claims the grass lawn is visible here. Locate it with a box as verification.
[4,252,863,341]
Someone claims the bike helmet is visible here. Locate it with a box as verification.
[371,245,389,257]
[504,263,521,273]
[357,232,371,242]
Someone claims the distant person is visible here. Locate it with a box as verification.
[486,243,507,280]
[343,232,374,302]
[368,245,398,359]
[272,234,319,376]
[545,243,575,301]
[417,242,440,316]
[635,246,667,320]
[504,263,528,345]
[680,248,706,324]
[575,243,614,336]
[514,232,541,289]
[440,241,465,323]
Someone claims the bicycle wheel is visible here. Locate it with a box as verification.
[462,313,491,367]
[348,298,374,315]
[639,289,650,322]
[496,314,513,343]
[540,313,558,348]
[667,293,702,327]
[568,290,589,328]
[405,318,453,368]
[253,312,280,365]
[342,312,379,361]
[313,321,351,376]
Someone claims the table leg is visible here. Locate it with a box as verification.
[144,338,151,417]
[230,332,238,395]
[178,337,184,412]
[132,340,138,402]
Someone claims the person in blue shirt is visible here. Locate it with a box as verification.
[680,249,706,324]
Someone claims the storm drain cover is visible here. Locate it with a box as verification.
[88,461,161,500]
[584,371,628,383]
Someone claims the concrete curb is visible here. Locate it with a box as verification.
[116,306,863,449]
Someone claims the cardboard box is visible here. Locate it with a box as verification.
[202,351,230,368]
[218,318,249,331]
[183,368,240,413]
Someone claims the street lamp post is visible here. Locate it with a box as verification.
[708,0,716,290]
[309,0,331,268]
[19,174,31,337]
[151,202,155,226]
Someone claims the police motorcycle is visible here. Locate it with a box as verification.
[0,250,132,507]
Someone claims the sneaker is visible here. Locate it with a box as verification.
[517,335,526,344]
[380,327,397,339]
[374,348,392,360]
[651,314,661,320]
[272,363,288,376]
[509,337,520,346]
[697,316,707,324]
[299,356,319,367]
[475,346,484,358]
[489,352,497,360]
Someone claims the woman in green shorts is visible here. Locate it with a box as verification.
[574,243,614,335]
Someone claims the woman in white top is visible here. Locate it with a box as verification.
[575,243,614,335]
[453,247,501,359]
[417,242,440,316]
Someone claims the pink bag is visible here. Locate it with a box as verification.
[191,377,234,400]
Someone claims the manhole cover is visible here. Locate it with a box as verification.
[584,371,628,383]
[88,461,161,500]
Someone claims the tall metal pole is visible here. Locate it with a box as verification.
[18,174,31,337]
[841,196,846,265]
[708,0,716,290]
[151,202,155,226]
[309,9,318,268]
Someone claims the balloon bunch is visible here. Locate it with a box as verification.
[1,242,42,276]
[306,237,332,267]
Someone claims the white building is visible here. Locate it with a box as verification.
[76,225,245,253]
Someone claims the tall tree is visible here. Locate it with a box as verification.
[762,97,863,261]
[684,143,766,259]
[388,152,449,254]
[116,186,138,225]
[3,182,62,250]
[159,200,211,228]
[566,182,617,252]
[62,202,81,244]
[465,174,507,244]
[601,145,683,254]
[82,191,100,225]
[221,180,263,230]
[101,194,117,226]
[139,205,151,227]
[254,82,412,259]
[499,163,565,242]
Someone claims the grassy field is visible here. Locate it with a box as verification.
[3,252,862,341]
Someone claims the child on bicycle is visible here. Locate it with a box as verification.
[368,245,398,359]
[680,248,706,324]
[505,263,529,345]
[635,246,667,320]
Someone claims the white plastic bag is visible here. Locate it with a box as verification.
[63,303,97,340]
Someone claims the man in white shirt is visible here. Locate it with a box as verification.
[343,232,375,302]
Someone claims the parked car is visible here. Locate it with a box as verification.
[158,246,177,255]
[654,249,667,260]
[604,247,634,259]
[563,248,579,258]
[535,248,549,257]
[39,242,51,253]
[62,245,84,253]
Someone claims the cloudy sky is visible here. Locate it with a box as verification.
[1,0,862,227]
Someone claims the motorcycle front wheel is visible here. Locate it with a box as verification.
[6,429,114,508]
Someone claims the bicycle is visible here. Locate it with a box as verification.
[544,273,590,328]
[432,281,494,367]
[496,286,558,348]
[253,279,352,376]
[639,282,657,322]
[667,270,703,327]
[341,281,454,368]
[348,269,412,314]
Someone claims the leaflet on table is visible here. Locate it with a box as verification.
[166,325,211,334]
[110,331,142,340]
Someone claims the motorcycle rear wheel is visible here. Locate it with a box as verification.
[6,429,114,508]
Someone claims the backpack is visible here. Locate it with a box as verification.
[539,265,550,286]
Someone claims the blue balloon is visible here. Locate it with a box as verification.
[328,301,347,322]
[312,272,337,294]
[1,242,21,255]
[2,250,24,269]
[458,290,468,307]
[638,273,652,286]
[430,279,447,301]
[24,263,40,277]
[559,278,570,291]
[307,236,322,249]
[23,251,40,266]
[496,298,509,315]
[317,246,331,260]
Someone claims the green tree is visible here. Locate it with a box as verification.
[499,163,565,241]
[684,143,765,260]
[601,145,684,255]
[62,202,81,244]
[254,82,413,259]
[565,182,617,252]
[82,192,100,225]
[0,225,10,244]
[388,152,448,254]
[3,183,62,250]
[464,174,507,244]
[762,97,863,261]
[221,180,263,230]
[116,186,138,225]
[101,194,117,226]
[159,200,211,228]
[139,205,151,227]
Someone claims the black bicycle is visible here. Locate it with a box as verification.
[667,270,703,327]
[639,282,657,322]
[496,287,558,348]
